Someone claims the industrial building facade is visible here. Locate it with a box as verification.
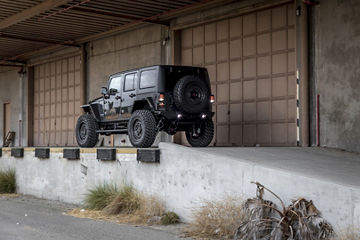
[0,0,358,152]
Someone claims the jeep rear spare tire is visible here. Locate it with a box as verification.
[128,110,158,148]
[173,75,210,114]
[186,119,214,147]
[76,114,99,147]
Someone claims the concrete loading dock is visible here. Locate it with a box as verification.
[0,143,359,229]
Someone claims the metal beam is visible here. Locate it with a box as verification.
[0,32,80,47]
[0,63,23,67]
[0,59,25,64]
[59,6,169,26]
[77,0,222,43]
[0,0,74,30]
[6,0,226,60]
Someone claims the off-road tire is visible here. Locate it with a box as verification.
[185,119,214,147]
[128,110,157,148]
[76,114,99,147]
[173,75,210,114]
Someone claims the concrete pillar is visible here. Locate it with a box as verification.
[296,0,310,147]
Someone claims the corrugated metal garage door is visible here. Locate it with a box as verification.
[180,3,296,146]
[33,56,82,146]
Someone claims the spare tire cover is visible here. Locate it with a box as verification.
[173,75,210,114]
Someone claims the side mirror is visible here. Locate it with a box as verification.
[101,87,108,96]
[109,88,118,95]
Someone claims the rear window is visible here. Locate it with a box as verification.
[140,69,157,89]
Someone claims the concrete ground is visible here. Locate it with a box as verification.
[0,195,188,240]
[200,146,360,187]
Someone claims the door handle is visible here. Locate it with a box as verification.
[129,93,136,98]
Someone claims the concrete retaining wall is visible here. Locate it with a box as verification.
[0,143,359,229]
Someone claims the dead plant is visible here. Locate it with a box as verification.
[103,185,140,215]
[137,195,165,220]
[185,196,246,239]
[234,182,335,240]
[330,227,360,240]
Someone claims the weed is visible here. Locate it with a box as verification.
[84,184,118,210]
[137,195,165,221]
[0,169,16,194]
[81,183,169,225]
[331,227,360,240]
[161,211,180,225]
[185,197,245,239]
[103,185,140,215]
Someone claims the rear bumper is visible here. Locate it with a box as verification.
[157,111,214,122]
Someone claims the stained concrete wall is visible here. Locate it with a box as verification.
[312,0,360,152]
[0,67,27,147]
[0,144,359,230]
[87,24,165,100]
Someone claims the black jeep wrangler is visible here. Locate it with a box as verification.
[75,65,215,148]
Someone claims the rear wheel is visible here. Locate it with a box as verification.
[128,110,158,148]
[76,114,99,147]
[185,119,214,147]
[173,75,210,114]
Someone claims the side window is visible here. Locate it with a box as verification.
[124,73,135,92]
[108,76,121,91]
[140,69,157,89]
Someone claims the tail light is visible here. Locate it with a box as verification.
[159,93,165,102]
[210,94,215,103]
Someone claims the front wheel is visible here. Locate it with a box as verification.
[128,110,158,148]
[75,114,99,147]
[185,119,214,147]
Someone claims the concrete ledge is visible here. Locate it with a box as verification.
[97,148,116,161]
[117,148,137,154]
[35,148,50,159]
[49,148,63,153]
[24,148,35,151]
[137,149,160,163]
[11,148,24,158]
[80,148,96,154]
[63,149,80,160]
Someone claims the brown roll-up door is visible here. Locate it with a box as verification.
[33,55,82,146]
[180,3,296,146]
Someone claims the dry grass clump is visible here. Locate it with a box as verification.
[104,190,167,225]
[84,184,118,210]
[185,196,245,239]
[0,193,19,198]
[331,227,360,240]
[0,169,16,194]
[137,195,165,222]
[73,183,177,226]
[103,185,140,215]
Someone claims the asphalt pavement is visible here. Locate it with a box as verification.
[0,195,187,240]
